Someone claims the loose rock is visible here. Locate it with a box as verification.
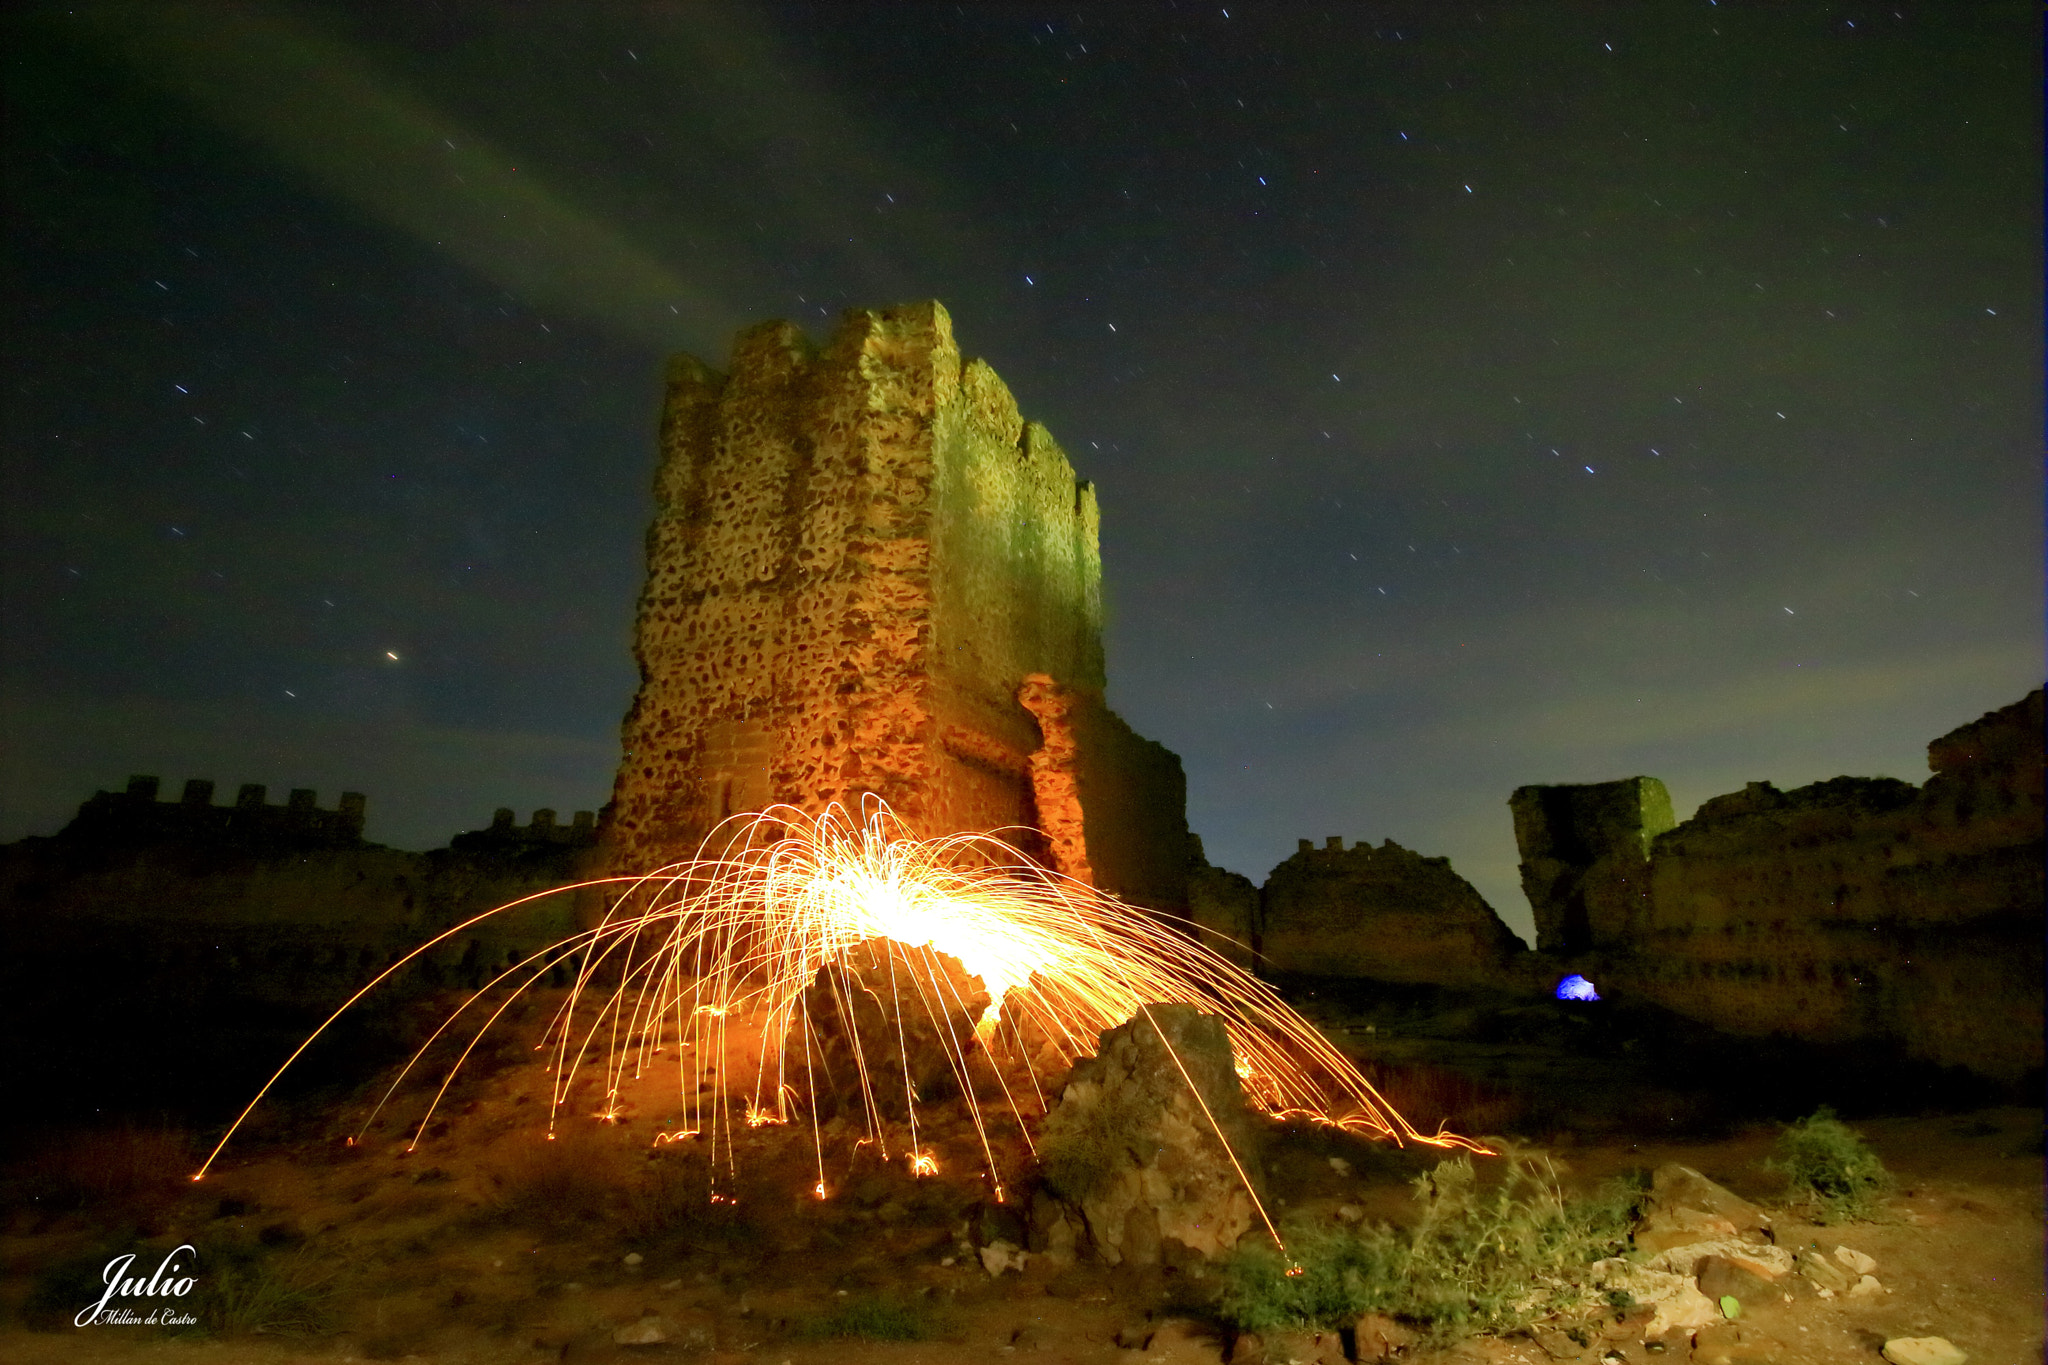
[1632,1206,1739,1256]
[1588,1258,1720,1337]
[1645,1238,1791,1280]
[1795,1246,1853,1293]
[1352,1313,1415,1362]
[1696,1254,1781,1308]
[1834,1244,1877,1276]
[980,1238,1029,1276]
[613,1314,674,1346]
[1882,1338,1969,1365]
[1647,1164,1772,1238]
[1035,1003,1266,1265]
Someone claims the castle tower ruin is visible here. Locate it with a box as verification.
[605,301,1189,913]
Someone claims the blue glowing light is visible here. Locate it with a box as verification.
[1555,974,1600,1002]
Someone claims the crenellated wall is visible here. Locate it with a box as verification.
[67,774,368,846]
[456,806,600,849]
[606,301,1188,912]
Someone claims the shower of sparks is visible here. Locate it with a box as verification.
[195,799,1487,1227]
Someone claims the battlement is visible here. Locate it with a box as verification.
[456,806,600,848]
[62,775,367,846]
[1289,835,1452,867]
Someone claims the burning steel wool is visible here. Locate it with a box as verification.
[195,800,1486,1232]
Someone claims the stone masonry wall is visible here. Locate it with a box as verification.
[607,301,1188,912]
[1513,690,2045,1083]
[2,786,596,1118]
[1622,690,2044,1082]
[1260,836,1526,987]
[1509,776,1674,955]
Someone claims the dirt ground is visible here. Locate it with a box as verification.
[1,993,2039,1365]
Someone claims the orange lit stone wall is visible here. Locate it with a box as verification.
[606,302,1189,912]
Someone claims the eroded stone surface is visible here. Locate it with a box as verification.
[1035,1003,1265,1265]
[606,301,1189,913]
[783,938,992,1121]
[1512,689,2044,1081]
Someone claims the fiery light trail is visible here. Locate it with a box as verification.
[196,800,1487,1237]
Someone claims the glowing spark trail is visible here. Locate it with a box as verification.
[196,800,1486,1235]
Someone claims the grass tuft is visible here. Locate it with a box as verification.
[489,1127,627,1229]
[1036,1081,1147,1203]
[790,1292,941,1341]
[188,1242,333,1336]
[1767,1107,1891,1222]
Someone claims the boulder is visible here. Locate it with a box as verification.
[1882,1338,1968,1365]
[1696,1254,1783,1309]
[1647,1164,1771,1238]
[784,938,990,1120]
[1633,1206,1739,1256]
[1035,1003,1267,1265]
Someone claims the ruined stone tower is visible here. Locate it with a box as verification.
[605,301,1189,912]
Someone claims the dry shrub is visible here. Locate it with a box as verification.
[489,1127,629,1229]
[189,1241,334,1336]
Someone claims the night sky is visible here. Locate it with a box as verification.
[4,4,2039,941]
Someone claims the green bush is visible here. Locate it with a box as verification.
[1217,1220,1404,1334]
[1218,1147,1639,1340]
[1401,1150,1637,1335]
[1768,1107,1890,1222]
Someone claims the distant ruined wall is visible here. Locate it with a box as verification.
[1186,836,1260,971]
[1513,690,2045,1083]
[2,791,593,1117]
[70,774,369,846]
[607,301,1188,912]
[1509,776,1673,955]
[1260,836,1526,988]
[3,788,592,1001]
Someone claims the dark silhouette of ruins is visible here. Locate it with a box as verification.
[69,774,369,846]
[1183,690,2043,1087]
[1509,689,2045,1084]
[0,298,2038,1119]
